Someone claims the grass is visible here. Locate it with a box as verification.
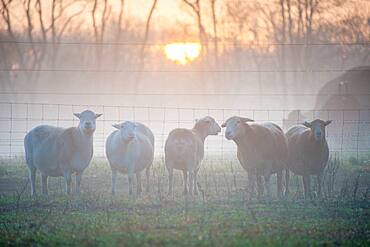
[0,157,369,246]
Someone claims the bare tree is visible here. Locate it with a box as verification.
[91,0,111,69]
[182,0,208,55]
[49,0,87,68]
[210,0,218,66]
[140,0,158,65]
[0,0,25,85]
[136,0,158,85]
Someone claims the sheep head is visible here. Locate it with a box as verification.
[194,116,221,136]
[221,116,254,140]
[113,121,138,142]
[74,110,102,135]
[303,119,332,142]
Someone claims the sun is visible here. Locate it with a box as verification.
[164,42,201,65]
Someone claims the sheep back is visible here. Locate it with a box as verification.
[106,124,154,174]
[165,128,203,171]
[24,125,93,177]
[237,122,287,174]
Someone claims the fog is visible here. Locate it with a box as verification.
[0,0,369,157]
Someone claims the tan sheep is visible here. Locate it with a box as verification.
[286,119,332,199]
[222,116,288,199]
[165,116,221,195]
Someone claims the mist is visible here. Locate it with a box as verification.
[0,1,369,246]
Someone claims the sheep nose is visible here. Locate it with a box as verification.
[85,122,92,128]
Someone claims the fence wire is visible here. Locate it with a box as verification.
[0,102,369,161]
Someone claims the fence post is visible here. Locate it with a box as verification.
[177,107,180,128]
[102,105,106,158]
[340,110,344,159]
[161,107,166,151]
[9,103,12,159]
[57,104,60,127]
[356,110,360,160]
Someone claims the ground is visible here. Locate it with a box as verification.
[0,157,369,246]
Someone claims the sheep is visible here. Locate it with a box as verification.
[221,116,288,199]
[286,119,332,199]
[105,121,154,196]
[24,110,102,196]
[165,116,221,195]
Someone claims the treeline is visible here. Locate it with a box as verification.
[0,0,368,90]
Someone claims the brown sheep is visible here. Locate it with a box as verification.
[165,116,221,195]
[286,119,332,199]
[222,116,288,199]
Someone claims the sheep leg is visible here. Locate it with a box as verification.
[303,175,311,199]
[264,174,272,199]
[183,170,188,195]
[128,174,134,196]
[285,169,290,198]
[256,175,264,199]
[317,173,323,198]
[128,164,135,196]
[28,166,37,196]
[41,174,48,195]
[247,172,255,200]
[111,169,117,195]
[168,167,174,195]
[189,171,194,196]
[136,172,142,195]
[193,168,199,195]
[277,170,283,199]
[307,176,312,199]
[145,166,150,193]
[75,172,82,194]
[63,170,72,195]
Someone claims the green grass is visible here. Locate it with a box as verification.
[0,158,369,246]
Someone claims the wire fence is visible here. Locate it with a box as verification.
[0,102,369,161]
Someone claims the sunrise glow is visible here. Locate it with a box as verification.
[164,42,201,65]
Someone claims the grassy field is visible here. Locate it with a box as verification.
[0,157,369,246]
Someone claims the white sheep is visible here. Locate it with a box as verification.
[165,116,221,195]
[24,110,102,195]
[105,121,154,195]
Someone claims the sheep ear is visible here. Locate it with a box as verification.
[325,120,332,126]
[95,113,102,119]
[73,113,81,119]
[240,117,254,123]
[303,121,311,127]
[112,124,121,129]
[221,122,227,128]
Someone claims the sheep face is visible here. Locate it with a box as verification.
[221,116,254,140]
[303,119,332,141]
[74,110,102,135]
[113,121,138,142]
[195,116,221,135]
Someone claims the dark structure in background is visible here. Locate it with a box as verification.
[282,110,307,131]
[315,66,370,110]
[283,67,370,157]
